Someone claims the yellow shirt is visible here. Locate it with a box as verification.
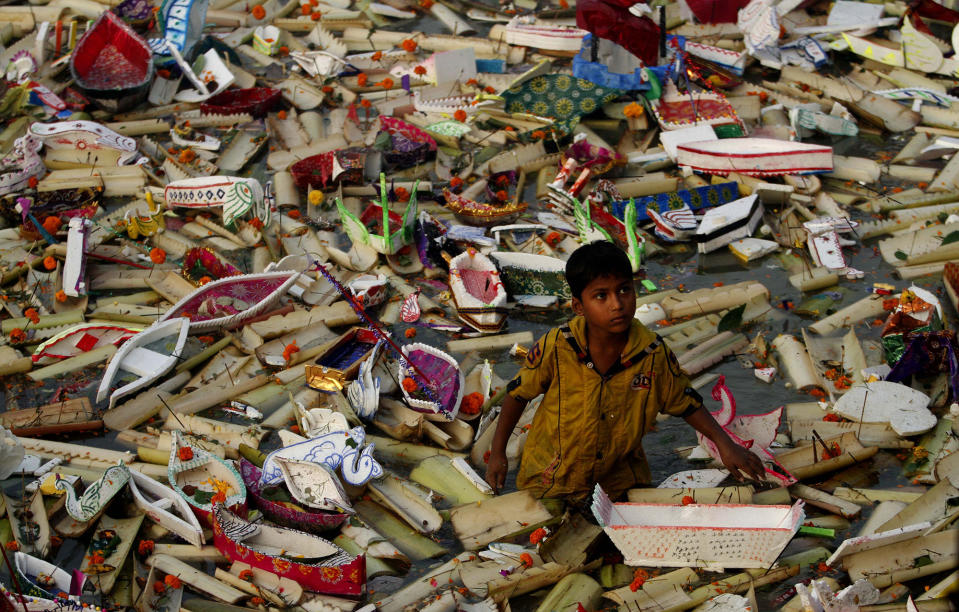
[506,316,703,502]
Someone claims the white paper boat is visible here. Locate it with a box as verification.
[592,484,804,570]
[449,249,508,333]
[695,194,763,254]
[676,138,833,177]
[129,468,205,548]
[96,318,190,409]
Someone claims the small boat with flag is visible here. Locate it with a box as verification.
[449,249,508,333]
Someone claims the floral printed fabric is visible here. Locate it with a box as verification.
[501,75,622,133]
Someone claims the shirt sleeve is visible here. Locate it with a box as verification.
[505,329,557,402]
[657,343,704,418]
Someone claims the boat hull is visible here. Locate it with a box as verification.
[449,250,508,333]
[676,138,833,177]
[240,460,350,533]
[489,252,571,301]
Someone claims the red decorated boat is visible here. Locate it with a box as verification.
[200,88,282,117]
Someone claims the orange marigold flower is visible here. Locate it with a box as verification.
[239,569,255,582]
[623,102,644,118]
[420,0,434,8]
[459,392,484,415]
[24,308,39,324]
[42,216,61,234]
[401,39,418,53]
[153,580,165,594]
[137,540,155,556]
[164,575,182,589]
[544,231,562,247]
[279,46,289,56]
[360,99,372,108]
[283,340,300,363]
[681,495,694,505]
[211,491,226,505]
[628,568,649,592]
[150,247,167,264]
[402,377,418,393]
[372,51,383,61]
[287,209,301,219]
[43,256,56,271]
[310,11,321,19]
[178,149,196,163]
[822,413,841,422]
[404,327,417,338]
[55,290,67,303]
[466,78,478,86]
[450,177,464,189]
[300,3,311,14]
[378,77,394,90]
[495,190,508,201]
[250,597,265,606]
[278,110,288,120]
[395,186,409,201]
[28,176,38,189]
[453,109,467,122]
[198,276,212,285]
[251,4,266,19]
[322,85,334,93]
[249,217,264,229]
[198,335,215,344]
[529,527,548,545]
[9,328,25,343]
[357,73,368,87]
[414,65,427,76]
[5,541,18,551]
[484,86,495,94]
[177,446,194,462]
[530,130,545,140]
[519,552,533,567]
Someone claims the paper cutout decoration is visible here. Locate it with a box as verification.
[501,75,622,133]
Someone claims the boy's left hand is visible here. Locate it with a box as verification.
[716,440,766,482]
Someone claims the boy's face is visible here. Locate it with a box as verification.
[571,274,636,336]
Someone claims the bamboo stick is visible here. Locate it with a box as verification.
[366,435,466,467]
[354,500,446,561]
[28,344,116,381]
[103,371,190,431]
[2,310,83,333]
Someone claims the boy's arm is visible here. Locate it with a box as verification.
[684,406,766,481]
[485,394,528,493]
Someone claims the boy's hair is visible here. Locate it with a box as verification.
[565,241,632,299]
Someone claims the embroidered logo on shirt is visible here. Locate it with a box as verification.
[526,341,543,367]
[631,372,654,390]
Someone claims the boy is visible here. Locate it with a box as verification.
[485,241,765,501]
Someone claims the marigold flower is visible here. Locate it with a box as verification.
[277,110,288,120]
[450,176,464,190]
[178,149,196,163]
[322,85,334,93]
[519,552,533,567]
[378,78,394,90]
[357,73,368,87]
[484,86,495,94]
[402,377,418,393]
[395,186,409,201]
[137,540,155,556]
[544,231,562,247]
[28,176,38,189]
[42,216,61,234]
[420,0,434,8]
[9,328,25,343]
[55,290,67,303]
[401,39,418,53]
[360,99,372,108]
[311,11,321,19]
[404,327,416,338]
[24,308,39,324]
[164,575,182,589]
[5,541,18,551]
[239,569,255,582]
[211,491,226,505]
[414,65,427,76]
[43,256,56,271]
[459,392,484,415]
[308,190,324,206]
[681,495,694,505]
[300,3,311,14]
[198,276,212,285]
[153,580,165,594]
[495,190,508,201]
[249,217,264,230]
[530,130,545,140]
[287,209,302,219]
[372,51,383,61]
[453,109,467,122]
[623,102,644,118]
[177,446,194,461]
[150,247,166,264]
[529,527,548,545]
[283,340,300,363]
[251,4,266,19]
[628,568,648,592]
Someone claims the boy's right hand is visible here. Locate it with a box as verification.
[485,452,508,493]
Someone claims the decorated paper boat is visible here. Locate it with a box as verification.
[592,484,805,570]
[676,138,833,177]
[32,323,140,364]
[56,463,131,522]
[156,270,298,332]
[275,456,354,513]
[652,86,745,137]
[14,552,85,603]
[240,460,350,533]
[69,11,154,112]
[444,189,527,227]
[0,135,44,197]
[337,175,419,255]
[648,204,698,242]
[213,504,365,597]
[290,148,366,189]
[398,342,464,420]
[168,431,246,527]
[306,327,380,392]
[148,0,208,66]
[449,249,508,333]
[378,117,437,170]
[0,187,100,230]
[129,468,205,548]
[695,194,763,254]
[259,426,383,488]
[29,121,139,167]
[96,318,190,409]
[503,17,587,51]
[200,87,281,117]
[489,251,571,301]
[163,176,263,227]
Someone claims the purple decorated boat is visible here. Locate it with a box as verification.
[398,342,464,421]
[239,460,349,533]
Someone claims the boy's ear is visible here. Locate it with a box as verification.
[571,296,583,316]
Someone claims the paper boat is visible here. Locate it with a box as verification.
[592,484,804,571]
[695,194,763,254]
[676,138,833,177]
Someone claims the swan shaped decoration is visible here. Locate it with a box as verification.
[259,426,383,488]
[347,339,383,421]
[274,456,355,513]
[56,463,131,522]
[696,376,796,486]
